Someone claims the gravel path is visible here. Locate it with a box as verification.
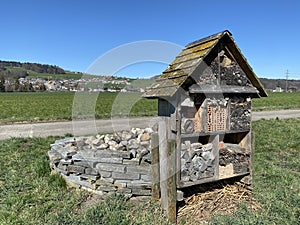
[0,109,299,140]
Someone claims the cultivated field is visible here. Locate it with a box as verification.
[0,92,299,123]
[0,118,299,224]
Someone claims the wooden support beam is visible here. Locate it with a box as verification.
[167,139,177,223]
[151,133,160,200]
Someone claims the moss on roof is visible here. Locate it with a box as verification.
[143,30,267,98]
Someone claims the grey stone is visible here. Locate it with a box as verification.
[127,181,151,189]
[76,150,95,158]
[67,165,86,174]
[117,188,132,194]
[120,140,128,146]
[114,180,127,188]
[95,150,130,159]
[128,143,139,150]
[140,133,151,141]
[98,158,123,164]
[98,186,117,192]
[123,159,139,165]
[191,143,202,149]
[115,144,125,151]
[126,165,149,175]
[181,143,188,151]
[80,174,99,181]
[201,151,213,161]
[107,140,117,146]
[72,154,85,161]
[131,188,151,196]
[121,131,133,141]
[96,163,126,173]
[104,135,111,144]
[60,159,73,165]
[57,163,67,171]
[100,177,114,184]
[141,174,152,182]
[199,161,208,172]
[144,127,153,134]
[112,172,140,180]
[48,150,62,163]
[73,160,94,167]
[91,139,101,146]
[202,143,213,151]
[85,167,99,175]
[77,180,98,190]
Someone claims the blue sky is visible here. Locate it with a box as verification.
[0,0,300,79]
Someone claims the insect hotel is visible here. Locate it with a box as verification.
[143,30,267,221]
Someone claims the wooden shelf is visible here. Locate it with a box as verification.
[177,172,250,188]
[181,130,250,138]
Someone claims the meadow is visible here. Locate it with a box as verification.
[0,118,299,224]
[0,92,157,123]
[0,91,299,123]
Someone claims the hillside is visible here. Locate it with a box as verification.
[260,78,300,91]
[0,60,299,91]
[0,60,65,74]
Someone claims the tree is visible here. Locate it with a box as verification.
[0,72,5,92]
[14,79,20,92]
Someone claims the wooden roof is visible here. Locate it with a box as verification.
[143,30,267,98]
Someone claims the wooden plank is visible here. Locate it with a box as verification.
[212,134,220,179]
[158,117,168,210]
[167,139,177,223]
[151,133,160,200]
[240,131,253,185]
[176,95,182,187]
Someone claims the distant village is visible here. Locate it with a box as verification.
[0,76,147,93]
[0,60,299,93]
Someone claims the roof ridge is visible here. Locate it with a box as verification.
[186,30,231,48]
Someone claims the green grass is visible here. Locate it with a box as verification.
[27,70,84,80]
[212,118,300,224]
[0,119,299,224]
[252,92,300,111]
[0,92,157,123]
[0,136,170,224]
[0,91,299,123]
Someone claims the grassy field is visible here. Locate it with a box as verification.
[0,92,157,123]
[252,92,300,111]
[0,91,299,123]
[0,118,299,224]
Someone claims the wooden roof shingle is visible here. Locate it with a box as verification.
[143,30,267,98]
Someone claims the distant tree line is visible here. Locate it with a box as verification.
[0,60,65,77]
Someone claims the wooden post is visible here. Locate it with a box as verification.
[167,139,177,223]
[212,134,219,179]
[151,133,160,200]
[158,117,168,210]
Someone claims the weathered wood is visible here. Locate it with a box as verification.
[158,117,168,210]
[212,135,219,179]
[167,139,177,223]
[176,96,182,187]
[151,133,160,200]
[240,131,253,185]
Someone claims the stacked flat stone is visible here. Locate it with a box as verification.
[48,128,153,197]
[180,141,215,182]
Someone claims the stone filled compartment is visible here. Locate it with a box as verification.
[180,135,217,183]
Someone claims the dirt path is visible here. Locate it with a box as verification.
[0,109,299,140]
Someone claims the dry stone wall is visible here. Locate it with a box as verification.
[48,128,153,197]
